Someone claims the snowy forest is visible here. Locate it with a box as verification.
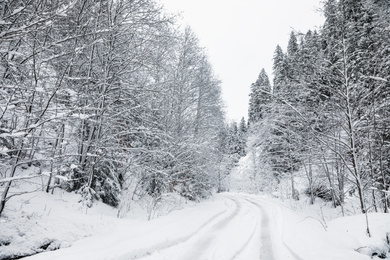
[247,0,390,219]
[0,0,389,221]
[1,0,390,259]
[0,0,248,217]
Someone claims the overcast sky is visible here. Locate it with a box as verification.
[159,0,325,122]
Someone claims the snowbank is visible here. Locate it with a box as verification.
[268,196,390,260]
[0,186,120,259]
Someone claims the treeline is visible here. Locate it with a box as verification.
[248,0,390,216]
[0,0,230,216]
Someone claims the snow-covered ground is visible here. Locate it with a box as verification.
[255,194,390,260]
[1,162,390,259]
[1,182,389,259]
[2,187,277,260]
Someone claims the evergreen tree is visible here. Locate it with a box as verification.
[246,0,390,213]
[238,117,247,157]
[239,117,247,134]
[248,69,272,124]
[272,45,287,88]
[287,31,299,57]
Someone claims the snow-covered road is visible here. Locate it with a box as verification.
[138,195,271,260]
[24,193,299,260]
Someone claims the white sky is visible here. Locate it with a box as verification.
[159,0,325,122]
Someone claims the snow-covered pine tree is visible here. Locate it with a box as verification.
[248,69,272,124]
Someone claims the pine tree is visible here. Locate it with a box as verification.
[248,69,272,124]
[244,0,390,215]
[239,117,247,134]
[272,45,287,88]
[287,31,298,57]
[238,117,247,156]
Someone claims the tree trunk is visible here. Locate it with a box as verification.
[0,147,23,216]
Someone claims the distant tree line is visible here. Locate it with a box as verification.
[247,0,390,217]
[0,0,233,216]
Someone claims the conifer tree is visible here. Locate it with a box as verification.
[272,45,287,88]
[248,69,272,124]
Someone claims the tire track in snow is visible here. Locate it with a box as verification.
[131,197,239,260]
[243,198,276,260]
[178,197,242,260]
[254,197,305,260]
[228,222,259,260]
[134,194,304,260]
[243,196,305,260]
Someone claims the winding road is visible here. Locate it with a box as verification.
[135,194,292,260]
[25,194,299,260]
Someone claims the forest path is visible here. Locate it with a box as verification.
[138,195,262,260]
[24,193,299,260]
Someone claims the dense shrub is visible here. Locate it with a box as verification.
[305,184,333,202]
